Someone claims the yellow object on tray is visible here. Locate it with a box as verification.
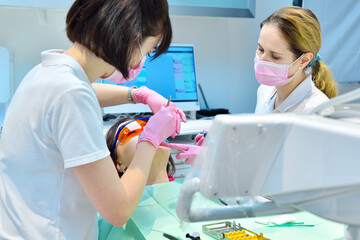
[203,221,269,240]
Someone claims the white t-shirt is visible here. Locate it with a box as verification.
[255,74,330,114]
[0,50,110,240]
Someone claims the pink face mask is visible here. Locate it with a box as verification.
[254,54,303,86]
[104,43,146,84]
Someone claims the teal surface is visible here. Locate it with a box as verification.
[98,182,346,240]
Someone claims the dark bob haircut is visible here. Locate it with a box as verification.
[66,0,172,79]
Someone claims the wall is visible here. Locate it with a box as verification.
[0,8,72,125]
[303,0,360,83]
[0,0,292,125]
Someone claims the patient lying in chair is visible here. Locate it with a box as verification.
[105,116,175,185]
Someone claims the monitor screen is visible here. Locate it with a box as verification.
[101,45,200,114]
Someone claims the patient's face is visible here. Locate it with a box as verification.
[114,120,170,173]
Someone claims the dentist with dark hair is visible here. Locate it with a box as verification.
[0,1,186,239]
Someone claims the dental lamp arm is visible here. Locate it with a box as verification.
[176,178,298,222]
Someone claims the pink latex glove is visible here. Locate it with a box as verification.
[194,129,208,146]
[138,105,177,149]
[133,86,187,135]
[164,143,201,165]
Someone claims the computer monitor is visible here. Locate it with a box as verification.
[101,44,200,114]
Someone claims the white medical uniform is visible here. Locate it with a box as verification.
[253,74,331,205]
[0,50,110,239]
[255,74,329,114]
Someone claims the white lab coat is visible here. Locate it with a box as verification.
[253,74,331,204]
[255,74,330,114]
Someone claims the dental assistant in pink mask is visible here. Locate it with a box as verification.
[254,6,338,114]
[166,6,340,165]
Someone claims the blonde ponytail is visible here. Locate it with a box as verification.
[311,60,338,98]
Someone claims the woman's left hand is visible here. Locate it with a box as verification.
[134,86,187,133]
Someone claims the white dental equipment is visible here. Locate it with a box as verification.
[176,87,360,240]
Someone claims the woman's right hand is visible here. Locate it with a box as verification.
[138,105,178,149]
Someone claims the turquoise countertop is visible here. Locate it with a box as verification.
[98,181,345,240]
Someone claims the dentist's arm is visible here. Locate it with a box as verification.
[72,106,178,227]
[92,83,133,107]
[72,142,155,227]
[92,84,187,131]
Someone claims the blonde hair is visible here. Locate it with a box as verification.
[261,6,338,98]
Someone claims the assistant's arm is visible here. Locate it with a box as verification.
[72,141,155,227]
